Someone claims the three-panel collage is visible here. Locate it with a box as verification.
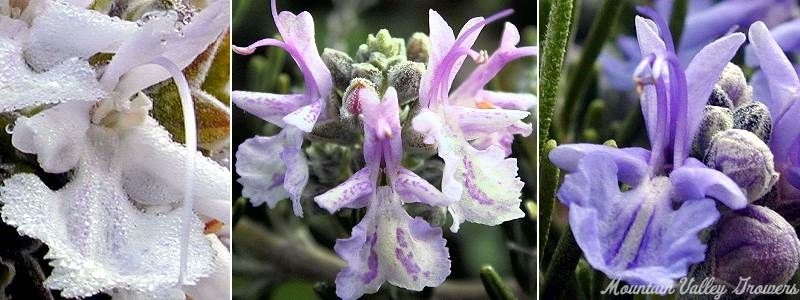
[3,0,800,299]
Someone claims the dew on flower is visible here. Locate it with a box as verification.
[0,0,231,299]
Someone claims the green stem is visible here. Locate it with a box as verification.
[559,0,625,140]
[542,226,583,299]
[669,0,688,50]
[538,140,559,266]
[539,0,575,149]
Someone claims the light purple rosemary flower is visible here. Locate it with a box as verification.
[411,9,534,232]
[601,0,797,91]
[746,21,800,220]
[232,0,333,216]
[315,87,453,300]
[550,9,748,289]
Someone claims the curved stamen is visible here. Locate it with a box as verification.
[151,56,197,286]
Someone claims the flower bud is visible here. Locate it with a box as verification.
[716,63,751,108]
[407,32,430,63]
[733,101,772,143]
[709,205,800,286]
[322,48,353,91]
[707,86,733,109]
[340,78,377,125]
[388,61,425,105]
[691,105,733,158]
[355,29,405,63]
[350,62,384,89]
[704,129,778,201]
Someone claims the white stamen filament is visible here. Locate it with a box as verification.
[150,56,197,287]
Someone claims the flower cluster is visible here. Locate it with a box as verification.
[232,0,536,298]
[551,7,800,290]
[0,0,231,298]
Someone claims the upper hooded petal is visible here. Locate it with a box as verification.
[102,0,229,100]
[683,32,746,151]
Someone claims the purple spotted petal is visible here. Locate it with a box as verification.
[235,128,308,216]
[444,144,525,232]
[231,91,306,128]
[560,152,721,289]
[393,168,453,207]
[474,90,537,111]
[445,105,531,140]
[334,187,450,300]
[280,127,309,216]
[283,97,324,132]
[314,168,375,213]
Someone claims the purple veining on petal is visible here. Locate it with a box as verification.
[361,232,379,284]
[394,247,421,281]
[268,173,285,190]
[462,158,494,205]
[396,228,409,248]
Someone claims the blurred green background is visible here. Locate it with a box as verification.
[231,0,537,299]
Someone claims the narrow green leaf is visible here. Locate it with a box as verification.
[480,265,517,300]
[542,226,583,299]
[538,139,559,265]
[539,0,575,149]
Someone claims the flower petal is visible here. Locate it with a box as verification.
[747,21,800,120]
[445,144,525,232]
[683,32,746,150]
[0,167,215,298]
[549,144,650,186]
[282,97,324,133]
[445,105,531,140]
[474,90,538,111]
[561,152,720,289]
[183,235,231,300]
[232,91,306,127]
[393,168,453,207]
[234,136,290,208]
[11,102,92,173]
[670,161,748,209]
[24,0,137,71]
[314,167,375,213]
[117,117,232,224]
[0,39,106,111]
[334,187,449,300]
[102,0,229,99]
